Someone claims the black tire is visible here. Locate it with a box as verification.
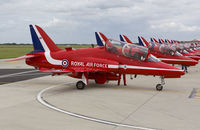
[76,81,85,90]
[156,84,163,91]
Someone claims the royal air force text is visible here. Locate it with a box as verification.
[71,61,108,68]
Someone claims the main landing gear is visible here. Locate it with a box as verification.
[156,76,165,91]
[118,74,127,86]
[76,72,88,90]
[76,81,85,89]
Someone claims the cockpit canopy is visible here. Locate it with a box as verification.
[105,39,160,62]
[147,43,182,56]
[171,44,182,53]
[149,41,158,47]
[159,44,177,55]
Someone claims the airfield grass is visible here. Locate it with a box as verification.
[0,44,92,59]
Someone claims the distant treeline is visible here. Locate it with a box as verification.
[0,43,140,46]
[0,43,92,45]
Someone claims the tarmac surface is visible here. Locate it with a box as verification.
[0,60,200,130]
[0,69,49,85]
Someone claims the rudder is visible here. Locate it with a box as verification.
[30,25,61,53]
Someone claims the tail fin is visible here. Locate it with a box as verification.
[158,39,163,44]
[30,25,61,53]
[166,39,171,44]
[152,38,159,43]
[138,36,149,47]
[150,38,154,43]
[5,55,39,62]
[159,39,166,44]
[95,32,108,46]
[161,39,166,44]
[119,34,133,43]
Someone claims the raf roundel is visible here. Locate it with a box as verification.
[62,59,69,67]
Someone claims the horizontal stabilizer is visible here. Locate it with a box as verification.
[5,55,38,62]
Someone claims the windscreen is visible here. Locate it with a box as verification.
[174,52,183,56]
[147,54,160,62]
[183,50,189,54]
[106,39,149,61]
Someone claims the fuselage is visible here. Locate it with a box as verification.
[26,46,184,78]
[150,51,198,66]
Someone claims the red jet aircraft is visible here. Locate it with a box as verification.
[118,34,198,66]
[8,25,185,91]
[154,38,200,61]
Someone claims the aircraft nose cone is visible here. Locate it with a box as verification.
[191,56,200,61]
[190,59,198,66]
[182,57,198,66]
[178,69,185,75]
[158,62,185,77]
[170,65,185,76]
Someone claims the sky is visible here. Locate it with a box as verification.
[0,0,200,44]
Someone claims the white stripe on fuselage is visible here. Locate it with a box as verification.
[108,65,183,71]
[33,26,62,65]
[185,56,196,58]
[158,58,194,62]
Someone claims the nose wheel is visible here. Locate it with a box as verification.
[156,76,165,91]
[76,81,85,90]
[156,84,163,91]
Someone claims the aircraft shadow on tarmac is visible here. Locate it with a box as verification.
[44,80,185,98]
[45,81,170,95]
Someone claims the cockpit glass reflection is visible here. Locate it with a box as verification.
[106,39,159,62]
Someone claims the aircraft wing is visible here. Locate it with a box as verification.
[71,67,108,72]
[38,67,109,76]
[39,67,72,73]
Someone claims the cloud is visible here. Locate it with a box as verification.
[0,0,200,43]
[43,18,79,28]
[150,21,200,32]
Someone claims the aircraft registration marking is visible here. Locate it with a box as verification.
[189,88,200,98]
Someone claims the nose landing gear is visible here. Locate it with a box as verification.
[156,76,165,91]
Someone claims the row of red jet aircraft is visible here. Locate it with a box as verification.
[8,25,200,91]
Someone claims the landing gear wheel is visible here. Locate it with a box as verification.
[156,84,163,91]
[76,81,85,90]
